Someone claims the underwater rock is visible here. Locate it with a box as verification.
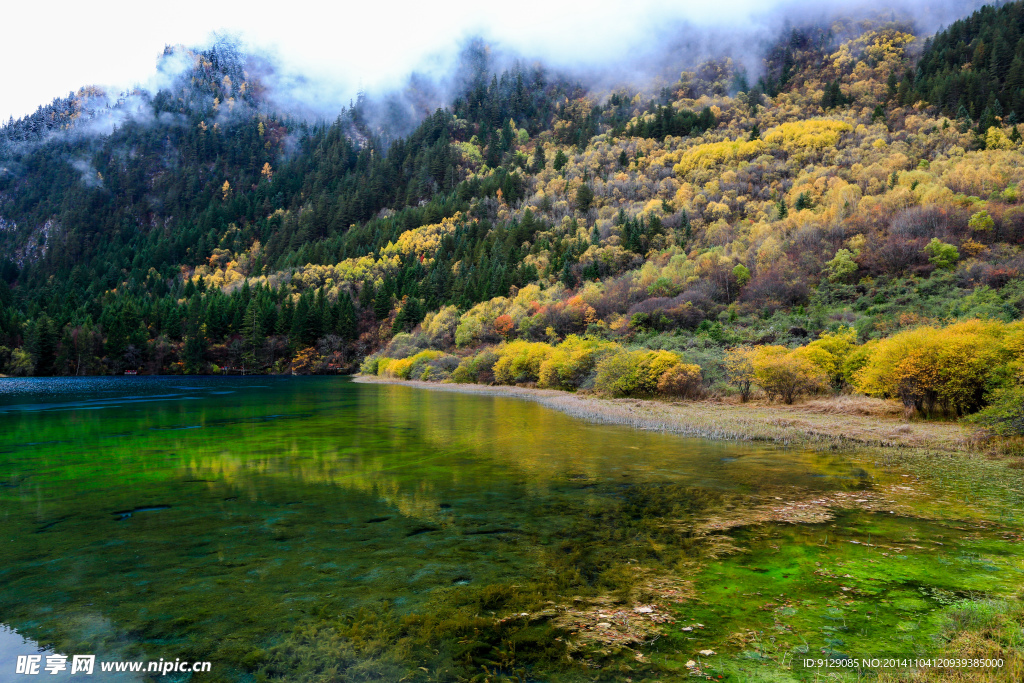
[111,505,170,520]
[694,489,915,534]
[34,517,69,532]
[464,527,519,535]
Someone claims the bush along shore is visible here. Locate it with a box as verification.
[357,319,1024,454]
[355,374,974,454]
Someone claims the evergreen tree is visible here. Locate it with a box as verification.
[242,298,263,370]
[553,149,568,172]
[26,314,57,376]
[183,302,207,376]
[531,143,546,173]
[560,260,577,289]
[575,183,594,212]
[336,293,357,341]
[678,211,691,248]
[291,294,312,348]
[374,279,393,321]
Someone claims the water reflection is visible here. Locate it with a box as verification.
[0,377,930,680]
[0,623,139,682]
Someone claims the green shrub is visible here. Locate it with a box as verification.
[967,385,1024,436]
[595,349,682,396]
[360,354,382,375]
[451,350,500,384]
[493,341,555,385]
[968,209,995,232]
[942,599,1010,635]
[538,336,621,390]
[924,238,959,270]
[450,358,477,384]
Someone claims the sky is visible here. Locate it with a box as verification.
[1,0,981,123]
[1,0,785,123]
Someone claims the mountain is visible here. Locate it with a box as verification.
[2,3,1024,423]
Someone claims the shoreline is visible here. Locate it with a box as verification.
[353,375,973,453]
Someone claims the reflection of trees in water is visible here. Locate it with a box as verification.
[177,383,880,527]
[361,383,877,491]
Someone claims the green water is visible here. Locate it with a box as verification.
[0,377,1020,682]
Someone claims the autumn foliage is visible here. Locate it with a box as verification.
[852,320,1021,416]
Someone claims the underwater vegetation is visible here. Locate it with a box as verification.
[0,377,1020,682]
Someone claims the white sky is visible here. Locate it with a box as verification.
[1,0,772,123]
[2,0,983,123]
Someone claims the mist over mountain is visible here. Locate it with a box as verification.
[1,0,989,137]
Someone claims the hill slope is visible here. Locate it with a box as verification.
[2,5,1024,426]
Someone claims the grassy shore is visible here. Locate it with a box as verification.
[354,375,972,453]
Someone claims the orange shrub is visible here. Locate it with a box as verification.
[656,363,703,398]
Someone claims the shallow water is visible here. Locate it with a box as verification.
[0,377,1019,681]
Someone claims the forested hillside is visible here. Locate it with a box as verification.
[4,4,1024,427]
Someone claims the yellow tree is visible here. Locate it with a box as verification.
[797,327,857,392]
[752,346,826,404]
[724,347,758,401]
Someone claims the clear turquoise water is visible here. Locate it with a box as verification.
[0,377,1019,682]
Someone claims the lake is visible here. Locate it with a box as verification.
[0,377,1019,681]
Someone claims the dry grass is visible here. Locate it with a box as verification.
[877,623,1024,682]
[354,376,973,453]
[787,394,906,417]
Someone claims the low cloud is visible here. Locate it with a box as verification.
[2,0,990,136]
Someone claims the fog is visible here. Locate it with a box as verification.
[1,0,987,124]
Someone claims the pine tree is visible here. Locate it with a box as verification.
[678,211,691,248]
[242,298,263,370]
[359,279,374,311]
[183,297,207,375]
[531,143,546,173]
[560,260,577,289]
[278,299,294,336]
[374,279,393,321]
[26,314,57,376]
[575,183,594,212]
[337,293,357,341]
[553,149,568,172]
[291,294,313,348]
